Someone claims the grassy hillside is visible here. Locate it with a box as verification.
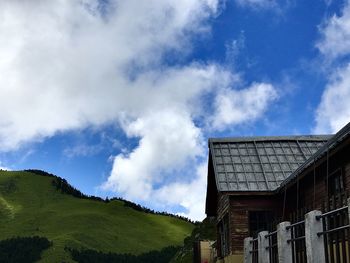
[0,170,194,262]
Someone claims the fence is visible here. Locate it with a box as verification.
[251,237,258,263]
[317,206,350,263]
[244,197,350,263]
[266,231,278,263]
[321,192,350,263]
[287,220,306,263]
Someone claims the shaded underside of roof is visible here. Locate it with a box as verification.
[209,135,331,192]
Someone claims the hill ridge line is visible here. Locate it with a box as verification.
[22,169,197,224]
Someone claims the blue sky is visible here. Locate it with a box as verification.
[1,0,350,220]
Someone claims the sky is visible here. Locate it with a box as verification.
[0,0,350,220]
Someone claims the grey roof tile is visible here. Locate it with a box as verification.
[279,122,350,189]
[209,135,331,192]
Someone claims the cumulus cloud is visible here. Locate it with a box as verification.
[103,80,277,220]
[0,0,277,219]
[153,162,208,220]
[210,83,278,130]
[0,0,220,150]
[314,64,350,133]
[103,109,205,200]
[315,1,350,133]
[317,2,350,60]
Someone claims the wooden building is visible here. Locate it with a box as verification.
[205,122,350,262]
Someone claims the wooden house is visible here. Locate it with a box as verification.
[205,122,350,262]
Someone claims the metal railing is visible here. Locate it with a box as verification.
[244,194,350,263]
[250,237,259,263]
[318,193,350,263]
[265,230,278,263]
[286,219,307,263]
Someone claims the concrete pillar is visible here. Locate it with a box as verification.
[277,221,292,263]
[244,237,253,263]
[305,210,326,263]
[258,231,269,263]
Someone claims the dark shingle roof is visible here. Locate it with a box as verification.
[280,122,350,189]
[209,135,331,192]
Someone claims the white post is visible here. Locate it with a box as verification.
[277,221,292,263]
[305,210,326,263]
[244,237,253,263]
[258,231,269,263]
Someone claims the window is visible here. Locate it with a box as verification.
[328,168,345,196]
[249,211,274,236]
[218,215,230,257]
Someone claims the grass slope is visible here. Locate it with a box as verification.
[0,171,194,262]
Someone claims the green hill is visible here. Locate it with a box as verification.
[0,170,194,262]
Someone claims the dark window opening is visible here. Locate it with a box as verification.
[328,168,345,196]
[249,211,274,237]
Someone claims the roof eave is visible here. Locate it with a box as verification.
[278,122,350,190]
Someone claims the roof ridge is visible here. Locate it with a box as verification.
[209,135,332,144]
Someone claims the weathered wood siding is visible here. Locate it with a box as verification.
[343,155,350,191]
[217,192,229,221]
[216,192,230,257]
[228,196,280,255]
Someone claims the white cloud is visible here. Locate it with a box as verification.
[0,0,220,150]
[234,0,278,10]
[63,144,103,158]
[225,32,246,66]
[103,80,277,220]
[153,162,208,220]
[315,1,350,133]
[317,2,350,60]
[63,131,122,158]
[210,83,278,130]
[0,0,277,219]
[314,64,350,133]
[103,109,204,200]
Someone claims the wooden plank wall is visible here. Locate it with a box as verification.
[344,161,350,192]
[217,192,229,221]
[216,192,230,257]
[228,196,280,254]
